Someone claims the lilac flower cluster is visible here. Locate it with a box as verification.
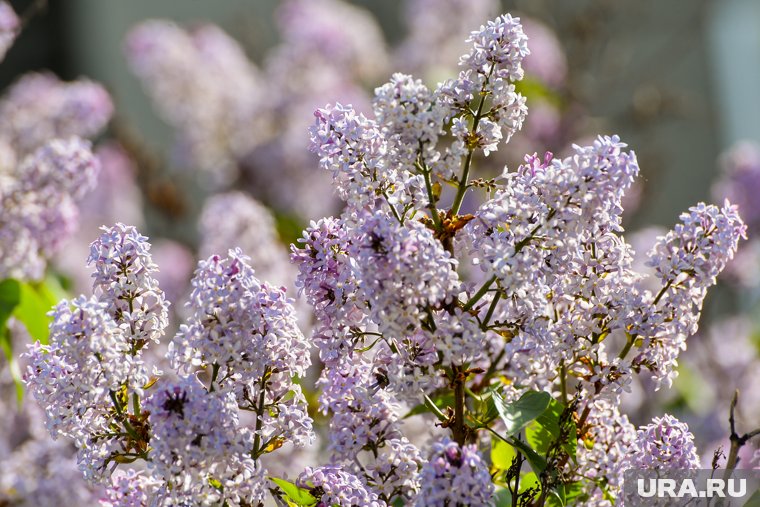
[416,437,493,507]
[169,248,313,448]
[623,414,701,469]
[15,7,752,507]
[291,12,744,505]
[25,223,313,506]
[0,72,113,280]
[297,466,383,507]
[1,138,100,280]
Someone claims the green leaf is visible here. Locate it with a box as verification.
[493,486,512,506]
[270,477,317,507]
[404,392,454,419]
[546,482,586,507]
[13,281,56,345]
[491,428,548,474]
[525,398,577,461]
[493,390,551,437]
[491,437,517,471]
[0,279,21,331]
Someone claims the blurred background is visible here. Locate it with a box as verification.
[2,0,760,503]
[5,0,760,232]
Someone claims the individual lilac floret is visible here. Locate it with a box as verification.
[416,437,494,507]
[87,223,169,350]
[199,191,295,289]
[0,73,113,156]
[145,376,266,506]
[170,249,313,448]
[623,414,701,469]
[0,1,18,62]
[296,465,384,507]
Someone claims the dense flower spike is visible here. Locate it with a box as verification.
[145,377,266,506]
[23,296,138,480]
[170,249,313,447]
[633,201,747,386]
[318,359,423,502]
[87,223,169,349]
[1,137,99,280]
[623,414,701,469]
[416,437,493,507]
[18,8,755,507]
[351,213,460,337]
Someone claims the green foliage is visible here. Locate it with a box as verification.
[270,477,317,507]
[493,390,552,437]
[525,397,577,461]
[0,275,66,404]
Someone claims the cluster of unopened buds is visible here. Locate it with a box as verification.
[22,11,749,507]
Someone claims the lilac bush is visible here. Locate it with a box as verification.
[3,6,760,507]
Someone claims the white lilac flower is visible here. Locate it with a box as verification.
[99,469,157,507]
[145,376,266,506]
[291,216,367,366]
[318,358,423,501]
[296,465,384,507]
[373,72,447,180]
[633,201,746,386]
[460,14,530,82]
[351,212,460,339]
[170,249,313,447]
[575,399,637,507]
[24,297,132,442]
[87,223,169,350]
[623,414,701,469]
[415,437,493,507]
